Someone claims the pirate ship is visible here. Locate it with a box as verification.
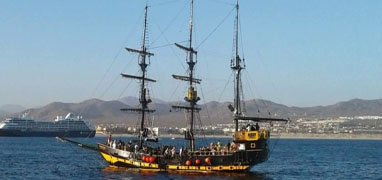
[95,0,288,172]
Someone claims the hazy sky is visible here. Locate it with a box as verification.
[1,0,382,108]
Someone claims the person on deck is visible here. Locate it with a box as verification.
[179,147,183,158]
[209,142,215,150]
[165,147,170,158]
[107,134,112,146]
[246,124,251,131]
[171,147,176,159]
[217,140,221,151]
[112,140,116,149]
[230,142,237,152]
[134,144,139,153]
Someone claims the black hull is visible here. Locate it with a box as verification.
[0,129,96,137]
[59,129,272,172]
[98,142,268,172]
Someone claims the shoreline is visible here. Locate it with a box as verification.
[96,133,382,140]
[275,133,382,140]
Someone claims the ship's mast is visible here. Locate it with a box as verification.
[229,0,288,130]
[231,0,244,131]
[121,4,155,149]
[172,0,200,151]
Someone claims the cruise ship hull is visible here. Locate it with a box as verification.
[0,129,95,137]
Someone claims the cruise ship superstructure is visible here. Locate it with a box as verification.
[0,113,95,137]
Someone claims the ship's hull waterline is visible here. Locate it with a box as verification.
[0,129,96,137]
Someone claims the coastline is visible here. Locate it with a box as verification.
[95,133,232,138]
[275,133,382,140]
[96,133,382,140]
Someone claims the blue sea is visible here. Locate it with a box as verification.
[0,136,381,180]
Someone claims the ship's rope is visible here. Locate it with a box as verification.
[239,73,246,115]
[243,70,274,116]
[239,14,245,63]
[214,72,233,123]
[210,0,235,6]
[241,45,288,117]
[152,22,187,72]
[149,0,188,47]
[134,115,141,138]
[168,70,189,104]
[118,78,134,99]
[58,137,107,168]
[242,70,262,114]
[79,67,138,140]
[78,65,137,118]
[196,6,235,49]
[149,0,189,72]
[268,125,282,159]
[196,112,208,148]
[150,40,187,50]
[217,71,233,103]
[77,10,143,117]
[85,131,93,139]
[89,11,144,101]
[168,79,183,103]
[148,83,160,127]
[150,0,182,7]
[199,85,212,128]
[242,68,290,159]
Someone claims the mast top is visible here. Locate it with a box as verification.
[189,0,194,52]
[231,0,244,71]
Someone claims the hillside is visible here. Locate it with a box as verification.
[11,97,382,127]
[0,104,26,114]
[0,110,9,118]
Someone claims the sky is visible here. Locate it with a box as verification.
[1,0,382,108]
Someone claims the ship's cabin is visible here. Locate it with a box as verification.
[234,123,269,142]
[231,123,269,152]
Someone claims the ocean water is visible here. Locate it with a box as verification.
[0,136,381,180]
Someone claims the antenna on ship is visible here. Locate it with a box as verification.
[172,0,201,151]
[120,3,156,149]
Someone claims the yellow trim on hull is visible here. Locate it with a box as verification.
[167,165,249,171]
[100,152,159,169]
[100,152,249,172]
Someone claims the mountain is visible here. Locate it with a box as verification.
[272,99,382,118]
[0,110,10,118]
[118,97,139,106]
[0,104,26,114]
[19,99,130,125]
[313,99,382,117]
[15,98,382,127]
[119,96,167,106]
